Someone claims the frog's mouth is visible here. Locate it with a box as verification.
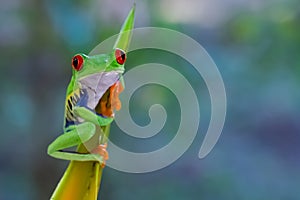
[95,80,124,118]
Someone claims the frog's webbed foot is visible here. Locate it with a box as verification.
[91,143,109,168]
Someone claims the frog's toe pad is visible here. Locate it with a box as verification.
[91,143,109,168]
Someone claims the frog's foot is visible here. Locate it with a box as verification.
[95,80,124,118]
[91,143,109,168]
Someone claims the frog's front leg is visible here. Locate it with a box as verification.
[73,106,113,167]
[73,106,113,126]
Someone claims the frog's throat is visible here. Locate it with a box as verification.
[79,71,120,110]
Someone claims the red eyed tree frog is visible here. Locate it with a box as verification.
[47,5,135,200]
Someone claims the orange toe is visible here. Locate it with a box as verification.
[91,143,109,168]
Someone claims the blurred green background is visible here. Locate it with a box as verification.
[1,0,300,199]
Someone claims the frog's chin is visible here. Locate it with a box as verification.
[79,71,121,110]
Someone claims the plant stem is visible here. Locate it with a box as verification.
[50,125,111,200]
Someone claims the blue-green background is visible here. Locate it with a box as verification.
[1,0,300,199]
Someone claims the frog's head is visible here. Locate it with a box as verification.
[72,48,126,76]
[71,48,126,89]
[68,5,134,118]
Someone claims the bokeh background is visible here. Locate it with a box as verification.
[1,0,300,199]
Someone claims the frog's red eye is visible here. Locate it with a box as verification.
[72,55,84,71]
[115,48,126,65]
